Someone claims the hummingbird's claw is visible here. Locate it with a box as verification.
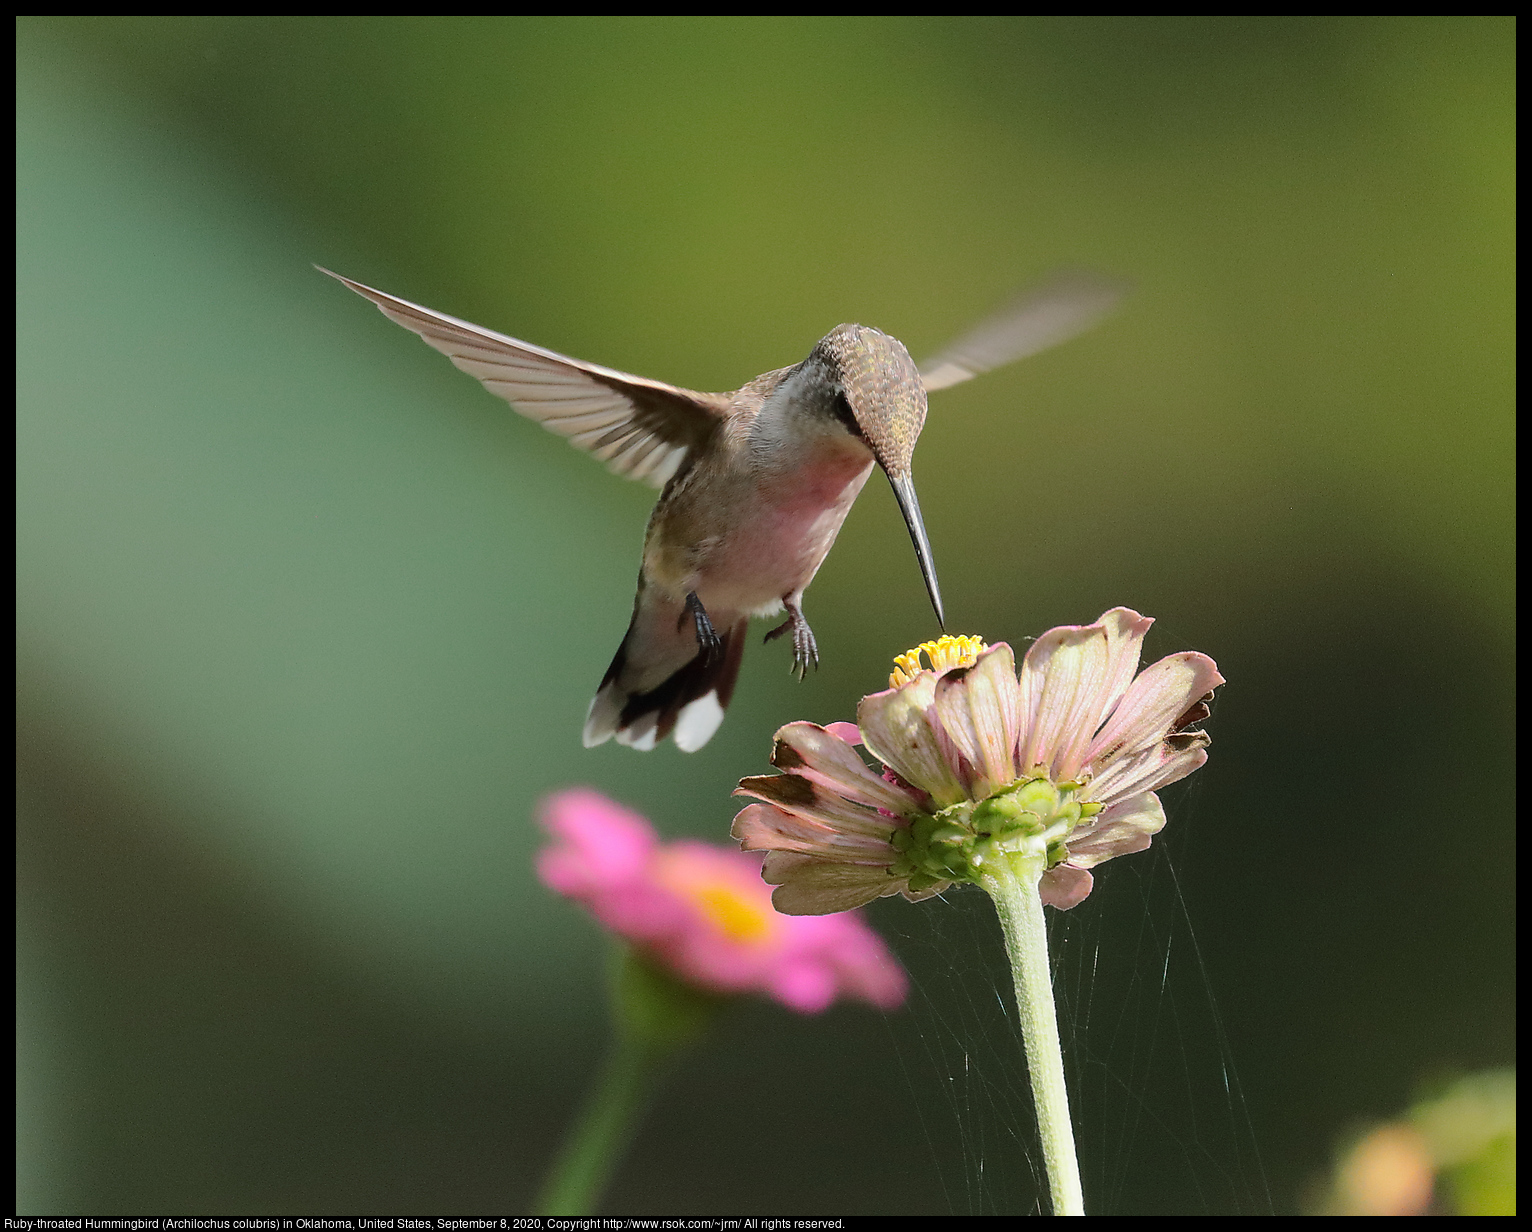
[681,591,723,666]
[764,600,819,680]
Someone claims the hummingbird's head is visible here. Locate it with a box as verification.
[814,323,927,477]
[814,324,945,630]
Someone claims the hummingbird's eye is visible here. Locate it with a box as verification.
[829,392,865,441]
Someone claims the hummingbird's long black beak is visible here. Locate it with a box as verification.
[886,471,945,631]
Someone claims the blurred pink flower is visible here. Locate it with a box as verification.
[537,788,907,1014]
[733,610,1223,915]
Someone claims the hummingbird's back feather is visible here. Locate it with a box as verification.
[583,590,748,753]
[318,268,730,488]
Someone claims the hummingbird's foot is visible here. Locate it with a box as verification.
[764,600,819,680]
[680,591,723,666]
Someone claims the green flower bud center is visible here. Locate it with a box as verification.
[888,776,1102,886]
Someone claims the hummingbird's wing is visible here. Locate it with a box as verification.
[917,270,1129,392]
[320,268,730,488]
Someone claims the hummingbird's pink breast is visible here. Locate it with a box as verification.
[696,444,876,617]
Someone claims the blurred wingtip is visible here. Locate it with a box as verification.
[918,266,1131,391]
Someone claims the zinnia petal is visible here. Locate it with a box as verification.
[731,801,895,862]
[762,851,906,915]
[1018,609,1153,781]
[770,721,925,815]
[823,721,864,745]
[1089,608,1158,728]
[1086,650,1224,771]
[734,772,900,841]
[766,915,910,1012]
[536,788,656,895]
[803,920,910,1009]
[1039,864,1094,910]
[857,674,967,806]
[1088,731,1210,806]
[933,643,1020,796]
[1064,792,1166,868]
[899,879,954,903]
[763,958,838,1014]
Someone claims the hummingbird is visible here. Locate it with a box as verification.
[320,267,1124,752]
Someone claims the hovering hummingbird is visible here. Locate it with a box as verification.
[320,267,1124,752]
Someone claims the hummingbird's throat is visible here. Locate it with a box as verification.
[889,635,988,688]
[888,776,1103,892]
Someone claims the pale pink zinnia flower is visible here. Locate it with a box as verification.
[733,609,1224,915]
[537,788,907,1013]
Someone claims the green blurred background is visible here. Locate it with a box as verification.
[17,16,1513,1215]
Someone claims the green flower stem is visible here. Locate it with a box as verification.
[977,859,1085,1217]
[533,945,724,1216]
[532,1026,665,1216]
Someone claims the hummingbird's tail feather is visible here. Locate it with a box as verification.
[582,599,748,753]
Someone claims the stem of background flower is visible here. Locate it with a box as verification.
[533,945,725,1216]
[977,860,1086,1217]
[532,1025,660,1216]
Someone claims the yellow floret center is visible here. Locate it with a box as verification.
[890,635,989,688]
[687,883,776,943]
[653,848,781,946]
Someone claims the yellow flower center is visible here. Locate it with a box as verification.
[889,634,989,688]
[687,883,776,943]
[653,848,779,945]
